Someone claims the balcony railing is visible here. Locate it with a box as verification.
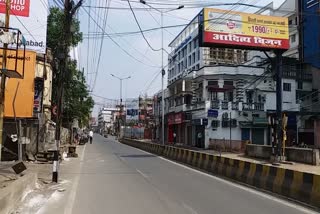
[242,103,264,111]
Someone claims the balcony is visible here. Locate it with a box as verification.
[242,103,264,111]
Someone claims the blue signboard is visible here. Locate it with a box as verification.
[208,109,218,118]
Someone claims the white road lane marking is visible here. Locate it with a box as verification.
[131,146,318,214]
[136,169,149,179]
[182,202,199,214]
[64,144,86,214]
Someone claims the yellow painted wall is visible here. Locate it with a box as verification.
[3,50,36,118]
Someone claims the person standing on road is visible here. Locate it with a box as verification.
[89,130,93,144]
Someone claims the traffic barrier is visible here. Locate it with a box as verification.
[120,138,320,208]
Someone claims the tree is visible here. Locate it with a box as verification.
[47,7,94,128]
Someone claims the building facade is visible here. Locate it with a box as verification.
[98,107,117,134]
[162,3,315,149]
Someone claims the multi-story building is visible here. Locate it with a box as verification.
[98,107,117,134]
[163,3,314,149]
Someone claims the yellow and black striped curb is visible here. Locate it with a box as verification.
[120,138,320,208]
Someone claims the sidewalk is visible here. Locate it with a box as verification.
[0,161,19,189]
[135,138,320,175]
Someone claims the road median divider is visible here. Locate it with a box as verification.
[120,138,320,208]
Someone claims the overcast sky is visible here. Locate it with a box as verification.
[73,0,286,117]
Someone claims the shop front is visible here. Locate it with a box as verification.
[167,112,185,144]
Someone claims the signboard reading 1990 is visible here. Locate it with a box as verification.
[201,8,289,50]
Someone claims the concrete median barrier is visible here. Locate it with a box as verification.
[120,138,320,208]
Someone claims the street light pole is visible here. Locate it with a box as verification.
[139,0,184,145]
[111,74,131,138]
[161,11,165,145]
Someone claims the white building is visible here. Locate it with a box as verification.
[163,4,313,149]
[98,107,117,133]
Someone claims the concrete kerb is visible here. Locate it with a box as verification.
[0,172,37,214]
[120,138,320,208]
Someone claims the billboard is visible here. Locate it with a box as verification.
[126,99,139,122]
[4,50,36,118]
[201,8,289,50]
[0,0,48,53]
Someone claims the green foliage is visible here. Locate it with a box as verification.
[63,60,94,127]
[47,7,82,58]
[47,7,93,128]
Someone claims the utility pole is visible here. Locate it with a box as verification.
[0,0,11,162]
[53,0,83,183]
[229,112,232,152]
[139,0,184,145]
[110,74,131,139]
[275,50,284,161]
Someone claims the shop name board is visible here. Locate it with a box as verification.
[174,36,192,53]
[201,8,289,50]
[0,0,30,17]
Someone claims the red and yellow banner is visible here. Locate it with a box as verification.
[202,8,289,50]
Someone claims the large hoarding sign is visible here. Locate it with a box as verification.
[201,8,289,50]
[0,0,48,53]
[4,50,36,118]
[126,99,139,122]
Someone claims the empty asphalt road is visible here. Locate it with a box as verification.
[36,134,317,214]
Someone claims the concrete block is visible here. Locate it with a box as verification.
[313,149,320,166]
[0,172,37,214]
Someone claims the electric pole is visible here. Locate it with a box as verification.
[53,0,83,183]
[0,0,11,162]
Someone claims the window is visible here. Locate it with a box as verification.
[289,19,293,25]
[210,91,218,100]
[283,83,291,91]
[194,38,198,49]
[198,49,200,60]
[208,80,218,86]
[211,120,220,128]
[226,49,233,61]
[188,55,191,66]
[244,51,248,62]
[224,80,233,86]
[196,64,199,70]
[290,34,296,43]
[192,53,195,64]
[210,48,217,59]
[224,91,234,101]
[188,43,191,53]
[298,81,303,89]
[218,48,225,59]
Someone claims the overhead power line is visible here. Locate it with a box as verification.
[91,0,112,92]
[82,7,160,68]
[126,0,162,52]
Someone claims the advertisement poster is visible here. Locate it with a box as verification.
[0,0,48,53]
[126,99,139,122]
[33,77,44,113]
[3,50,36,118]
[202,8,289,50]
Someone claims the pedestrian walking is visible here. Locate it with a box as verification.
[89,130,93,144]
[197,132,203,148]
[173,132,177,145]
